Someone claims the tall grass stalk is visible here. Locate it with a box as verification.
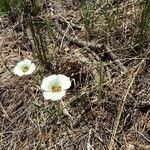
[80,0,96,37]
[28,15,49,68]
[0,0,22,16]
[23,0,51,68]
[0,0,11,13]
[134,0,150,52]
[45,17,55,43]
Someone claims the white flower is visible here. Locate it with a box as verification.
[13,59,36,76]
[41,74,71,101]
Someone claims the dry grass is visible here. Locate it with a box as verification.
[0,0,150,149]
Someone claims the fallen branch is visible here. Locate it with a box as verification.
[55,19,103,50]
[55,15,83,30]
[54,19,127,73]
[105,45,127,73]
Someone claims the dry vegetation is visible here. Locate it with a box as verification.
[0,0,150,149]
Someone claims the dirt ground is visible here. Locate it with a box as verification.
[0,0,150,149]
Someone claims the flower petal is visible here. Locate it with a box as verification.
[13,59,35,76]
[58,74,71,90]
[26,63,36,75]
[41,75,58,91]
[17,59,31,68]
[13,66,24,76]
[43,91,66,101]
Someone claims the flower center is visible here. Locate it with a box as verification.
[22,66,29,73]
[52,86,61,93]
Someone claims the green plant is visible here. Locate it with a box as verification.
[22,0,39,16]
[28,15,50,68]
[0,0,26,24]
[0,0,11,13]
[32,101,62,121]
[0,0,22,15]
[45,16,55,42]
[80,0,96,37]
[22,0,52,69]
[134,0,150,52]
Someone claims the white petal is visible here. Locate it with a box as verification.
[58,74,71,90]
[22,59,31,66]
[17,59,31,68]
[13,59,35,76]
[26,63,36,75]
[43,91,66,101]
[41,75,58,91]
[13,66,24,76]
[23,59,32,65]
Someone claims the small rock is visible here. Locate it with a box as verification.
[127,144,135,150]
[64,47,70,52]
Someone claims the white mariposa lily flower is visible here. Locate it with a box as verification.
[13,59,36,76]
[41,74,71,101]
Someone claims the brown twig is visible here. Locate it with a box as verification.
[51,14,83,31]
[60,100,73,120]
[136,101,150,108]
[105,45,127,73]
[72,105,91,128]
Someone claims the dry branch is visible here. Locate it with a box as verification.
[54,19,127,73]
[105,45,128,73]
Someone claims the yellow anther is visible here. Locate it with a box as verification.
[52,86,61,93]
[22,66,29,72]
